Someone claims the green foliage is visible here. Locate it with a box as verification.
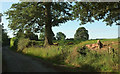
[17,38,30,51]
[4,2,72,46]
[0,23,9,46]
[29,40,44,47]
[65,39,118,72]
[39,33,45,40]
[24,31,38,40]
[10,37,44,51]
[10,37,18,50]
[10,38,14,48]
[22,45,70,64]
[54,39,82,46]
[72,2,120,26]
[56,32,66,40]
[4,2,72,30]
[22,38,118,72]
[16,29,25,38]
[74,27,89,40]
[16,29,38,40]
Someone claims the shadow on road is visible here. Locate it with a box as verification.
[23,53,99,72]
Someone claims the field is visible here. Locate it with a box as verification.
[20,38,118,72]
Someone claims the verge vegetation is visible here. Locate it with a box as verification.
[11,38,118,72]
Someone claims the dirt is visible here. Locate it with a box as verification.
[2,46,57,72]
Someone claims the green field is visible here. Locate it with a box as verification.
[20,38,118,72]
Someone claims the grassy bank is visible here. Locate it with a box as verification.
[21,39,118,72]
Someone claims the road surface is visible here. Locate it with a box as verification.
[2,47,57,72]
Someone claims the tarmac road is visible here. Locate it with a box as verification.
[2,47,57,72]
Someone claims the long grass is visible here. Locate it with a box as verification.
[22,38,118,72]
[22,45,71,64]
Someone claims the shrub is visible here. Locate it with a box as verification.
[21,38,118,72]
[10,37,18,50]
[29,40,44,47]
[25,33,38,40]
[1,24,9,46]
[17,38,30,51]
[66,46,118,72]
[56,32,66,40]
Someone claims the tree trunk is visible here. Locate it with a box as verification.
[44,3,53,47]
[44,25,53,46]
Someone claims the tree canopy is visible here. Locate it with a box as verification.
[74,27,89,40]
[5,2,119,46]
[5,2,72,46]
[72,2,120,26]
[5,2,72,31]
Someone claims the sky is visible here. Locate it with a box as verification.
[0,2,119,39]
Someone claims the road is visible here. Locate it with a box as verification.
[2,47,57,72]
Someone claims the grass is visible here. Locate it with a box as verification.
[66,38,118,72]
[19,38,118,72]
[53,39,84,46]
[22,45,71,64]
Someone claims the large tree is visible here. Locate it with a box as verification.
[72,2,120,26]
[5,2,72,46]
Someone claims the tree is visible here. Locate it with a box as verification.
[0,23,9,46]
[39,27,56,40]
[74,27,89,40]
[72,2,120,26]
[56,32,66,40]
[5,2,72,46]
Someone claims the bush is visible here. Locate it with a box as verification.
[17,38,30,51]
[66,44,118,72]
[36,41,44,46]
[54,39,82,46]
[21,38,118,72]
[29,40,44,47]
[22,45,70,64]
[10,37,18,50]
[1,24,10,46]
[56,32,66,40]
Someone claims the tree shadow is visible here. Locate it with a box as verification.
[20,49,99,72]
[78,64,99,72]
[40,54,99,72]
[53,63,99,72]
